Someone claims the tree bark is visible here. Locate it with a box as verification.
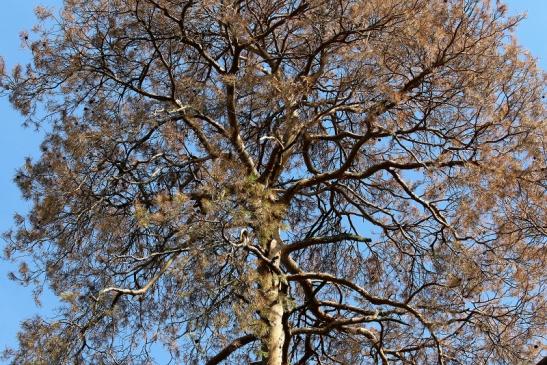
[258,237,284,365]
[266,296,284,365]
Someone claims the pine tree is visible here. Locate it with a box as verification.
[1,1,545,364]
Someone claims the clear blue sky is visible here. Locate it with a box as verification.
[0,1,62,360]
[0,0,545,362]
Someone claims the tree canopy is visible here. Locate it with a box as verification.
[1,0,546,364]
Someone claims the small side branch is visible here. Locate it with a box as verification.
[97,252,180,298]
[282,233,371,255]
[205,334,258,365]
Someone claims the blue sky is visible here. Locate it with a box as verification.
[0,0,545,362]
[0,0,62,360]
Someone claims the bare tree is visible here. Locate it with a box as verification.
[1,0,545,364]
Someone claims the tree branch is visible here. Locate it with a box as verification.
[205,334,258,365]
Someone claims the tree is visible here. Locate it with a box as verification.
[1,0,545,364]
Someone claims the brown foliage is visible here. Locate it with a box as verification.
[1,0,545,364]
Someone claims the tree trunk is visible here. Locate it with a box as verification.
[266,295,284,365]
[258,237,284,365]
